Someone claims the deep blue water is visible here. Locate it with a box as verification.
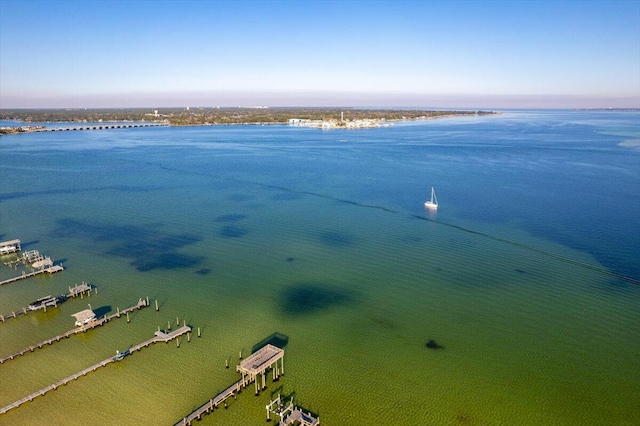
[2,110,639,281]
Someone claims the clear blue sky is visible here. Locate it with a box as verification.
[1,0,638,108]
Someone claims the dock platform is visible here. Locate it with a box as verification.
[0,265,63,287]
[0,298,148,364]
[1,282,94,324]
[0,239,21,255]
[177,344,285,425]
[0,325,191,415]
[266,394,320,426]
[238,343,285,394]
[282,408,320,426]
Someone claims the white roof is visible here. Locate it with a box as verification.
[71,309,95,322]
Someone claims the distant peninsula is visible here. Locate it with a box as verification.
[0,108,498,133]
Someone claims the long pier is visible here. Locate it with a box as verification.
[0,298,148,364]
[0,283,94,324]
[175,380,244,425]
[0,325,191,415]
[0,265,64,287]
[36,123,167,132]
[176,344,285,426]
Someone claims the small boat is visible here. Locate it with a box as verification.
[28,295,58,311]
[424,187,438,210]
[115,349,131,361]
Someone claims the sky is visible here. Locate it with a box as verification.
[0,0,639,109]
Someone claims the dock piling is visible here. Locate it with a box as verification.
[155,299,159,311]
[197,327,201,337]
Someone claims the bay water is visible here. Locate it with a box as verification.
[0,110,638,425]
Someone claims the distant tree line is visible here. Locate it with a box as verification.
[0,108,497,127]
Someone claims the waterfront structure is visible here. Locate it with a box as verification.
[72,309,96,327]
[237,343,284,395]
[0,239,21,255]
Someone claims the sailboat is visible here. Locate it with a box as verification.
[424,187,438,210]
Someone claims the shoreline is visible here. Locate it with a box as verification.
[0,110,500,134]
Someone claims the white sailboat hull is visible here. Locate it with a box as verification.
[424,201,438,210]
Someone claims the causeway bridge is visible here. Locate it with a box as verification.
[36,123,167,132]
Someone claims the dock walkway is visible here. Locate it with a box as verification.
[0,265,63,287]
[0,325,191,415]
[175,380,243,425]
[0,298,148,364]
[177,344,284,425]
[0,282,94,324]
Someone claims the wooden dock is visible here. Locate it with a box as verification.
[0,239,21,255]
[0,298,148,364]
[176,344,285,425]
[175,380,244,425]
[0,325,191,415]
[0,282,94,324]
[0,265,64,287]
[266,394,320,426]
[282,408,320,426]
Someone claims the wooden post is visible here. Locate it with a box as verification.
[176,316,179,326]
[95,287,98,295]
[155,299,159,311]
[168,320,171,330]
[197,327,201,337]
[117,307,120,317]
[239,350,242,359]
[183,319,186,327]
[187,332,190,342]
[226,359,229,369]
[176,338,180,348]
[146,296,149,306]
[126,311,130,323]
